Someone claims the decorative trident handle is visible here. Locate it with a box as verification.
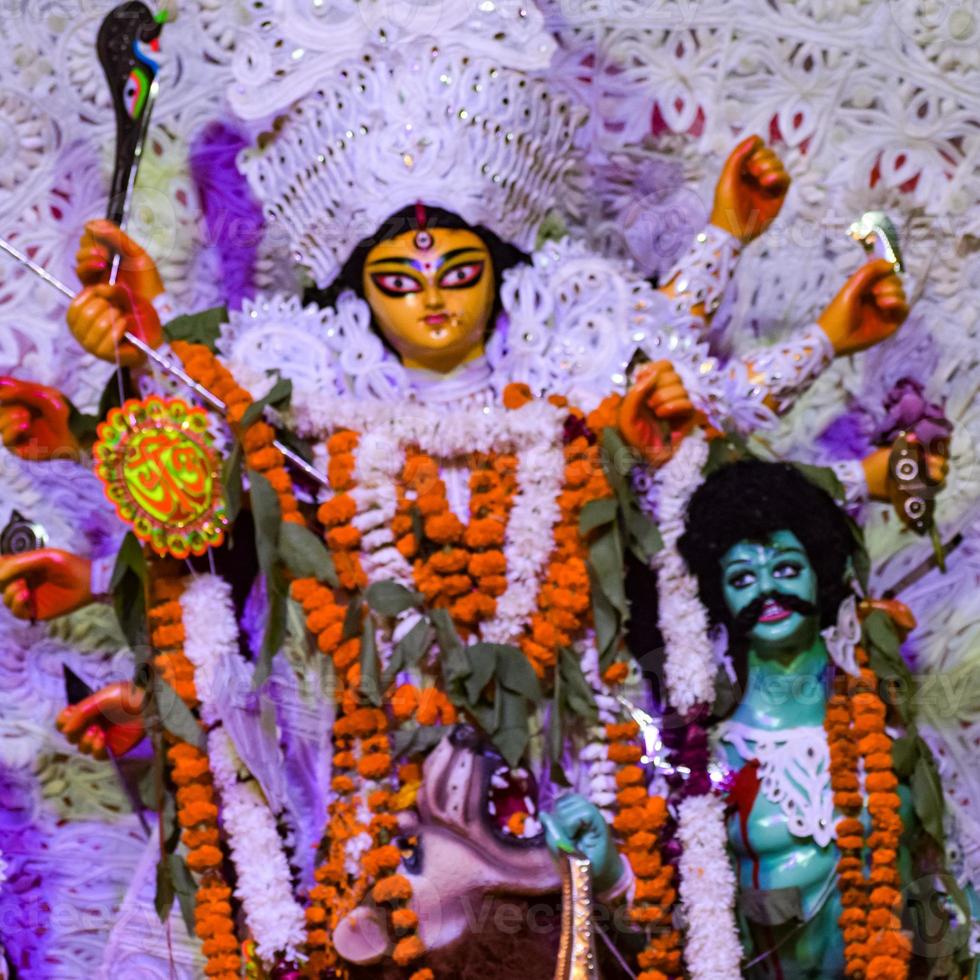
[97,1,165,230]
[555,848,600,980]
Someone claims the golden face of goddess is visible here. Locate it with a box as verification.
[362,226,495,374]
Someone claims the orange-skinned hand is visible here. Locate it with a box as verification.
[818,258,909,356]
[619,360,698,466]
[862,440,948,503]
[0,377,79,460]
[710,135,791,243]
[66,282,161,367]
[76,219,163,300]
[0,549,93,621]
[56,681,147,759]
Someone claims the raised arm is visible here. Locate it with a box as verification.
[658,136,790,332]
[738,257,908,418]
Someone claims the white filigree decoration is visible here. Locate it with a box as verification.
[238,45,586,286]
[745,321,835,415]
[663,224,743,324]
[720,721,836,848]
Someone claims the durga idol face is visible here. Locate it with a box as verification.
[363,225,496,374]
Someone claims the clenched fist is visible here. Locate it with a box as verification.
[68,220,163,367]
[56,681,147,759]
[818,258,909,356]
[0,377,78,460]
[711,135,791,243]
[619,359,698,466]
[0,549,93,620]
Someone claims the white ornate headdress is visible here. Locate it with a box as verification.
[230,1,587,288]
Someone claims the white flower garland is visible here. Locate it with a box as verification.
[579,634,625,818]
[650,430,715,714]
[677,792,742,980]
[299,395,566,647]
[180,574,306,966]
[208,729,307,963]
[640,431,743,978]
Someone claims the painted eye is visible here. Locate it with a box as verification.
[728,571,755,589]
[438,261,484,289]
[773,562,801,579]
[371,272,422,296]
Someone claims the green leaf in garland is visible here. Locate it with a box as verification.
[430,608,469,686]
[579,497,617,536]
[154,855,176,924]
[493,645,542,701]
[890,733,919,779]
[239,376,293,430]
[384,617,434,687]
[704,433,748,475]
[597,427,661,563]
[587,563,620,670]
[366,581,423,616]
[359,622,382,707]
[392,725,447,759]
[168,852,198,936]
[162,305,229,351]
[462,644,499,704]
[864,611,913,724]
[110,532,149,672]
[221,442,243,525]
[342,600,363,643]
[152,675,204,750]
[558,646,597,722]
[622,503,662,564]
[911,746,946,846]
[280,521,338,586]
[547,669,564,765]
[247,468,287,685]
[589,522,626,616]
[792,462,845,505]
[493,690,531,767]
[248,469,282,577]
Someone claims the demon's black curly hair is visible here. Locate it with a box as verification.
[676,459,855,632]
[303,204,528,330]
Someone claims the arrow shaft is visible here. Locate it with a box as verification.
[0,237,327,488]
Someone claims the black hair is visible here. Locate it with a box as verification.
[677,459,855,632]
[303,204,529,333]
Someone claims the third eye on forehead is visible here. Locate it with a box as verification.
[367,246,485,272]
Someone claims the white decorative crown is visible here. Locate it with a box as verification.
[231,1,587,287]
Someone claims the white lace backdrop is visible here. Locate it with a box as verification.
[0,0,977,975]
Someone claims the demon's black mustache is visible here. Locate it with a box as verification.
[732,590,819,635]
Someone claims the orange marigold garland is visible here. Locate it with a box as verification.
[395,445,517,638]
[607,722,681,980]
[149,563,240,980]
[826,643,909,980]
[504,386,617,677]
[169,339,303,524]
[295,425,429,974]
